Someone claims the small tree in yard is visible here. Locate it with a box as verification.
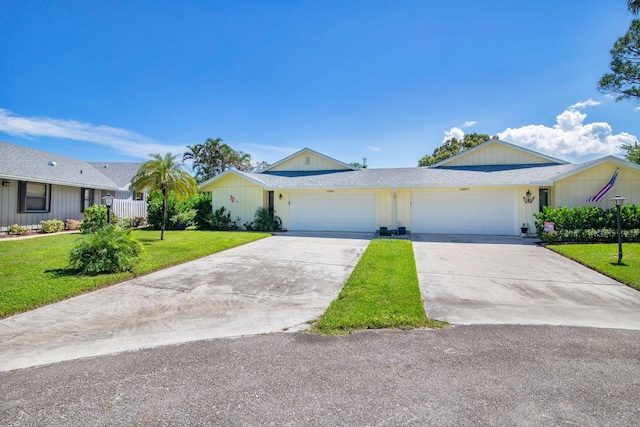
[131,153,198,240]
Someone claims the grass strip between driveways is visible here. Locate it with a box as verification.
[312,239,446,334]
[0,229,270,318]
[548,243,640,290]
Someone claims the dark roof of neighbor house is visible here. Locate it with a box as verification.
[227,162,583,190]
[0,141,127,190]
[88,162,143,188]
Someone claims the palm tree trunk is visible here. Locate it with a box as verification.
[161,190,167,240]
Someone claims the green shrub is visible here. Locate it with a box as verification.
[80,205,118,233]
[9,224,30,235]
[170,209,196,227]
[540,228,640,244]
[69,226,144,275]
[252,207,282,231]
[146,192,179,230]
[40,219,64,233]
[211,207,238,230]
[535,205,640,239]
[191,193,213,229]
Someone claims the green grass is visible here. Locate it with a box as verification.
[0,229,270,317]
[312,239,446,334]
[548,243,640,290]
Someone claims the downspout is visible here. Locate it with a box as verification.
[393,189,397,232]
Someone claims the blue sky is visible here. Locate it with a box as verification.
[1,1,639,168]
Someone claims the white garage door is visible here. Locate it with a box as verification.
[289,192,376,232]
[411,190,517,235]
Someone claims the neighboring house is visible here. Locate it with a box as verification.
[88,162,146,219]
[0,141,146,232]
[199,139,640,236]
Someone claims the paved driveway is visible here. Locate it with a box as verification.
[414,234,640,329]
[0,235,369,372]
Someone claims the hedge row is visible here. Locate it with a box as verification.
[535,205,640,243]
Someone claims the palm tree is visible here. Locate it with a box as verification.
[131,153,198,240]
[630,0,640,14]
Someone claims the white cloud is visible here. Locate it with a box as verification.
[568,99,601,110]
[635,106,640,111]
[0,108,186,159]
[368,145,381,152]
[498,104,637,162]
[442,126,465,143]
[462,120,476,128]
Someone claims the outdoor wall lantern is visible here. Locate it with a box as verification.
[102,193,114,225]
[611,195,626,264]
[523,190,535,204]
[1,179,9,187]
[279,193,283,200]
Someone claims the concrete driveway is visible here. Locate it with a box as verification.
[0,234,369,372]
[414,234,640,329]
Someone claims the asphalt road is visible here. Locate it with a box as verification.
[2,325,639,426]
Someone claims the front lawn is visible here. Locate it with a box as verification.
[312,239,446,334]
[0,229,270,317]
[548,243,640,290]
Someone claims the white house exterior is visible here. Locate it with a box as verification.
[0,141,146,232]
[199,140,640,236]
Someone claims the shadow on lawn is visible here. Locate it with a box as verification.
[45,268,81,278]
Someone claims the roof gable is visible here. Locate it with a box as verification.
[88,162,143,189]
[550,155,640,182]
[433,139,568,167]
[262,148,358,173]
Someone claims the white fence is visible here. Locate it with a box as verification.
[112,199,147,219]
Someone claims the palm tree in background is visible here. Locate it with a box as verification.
[630,0,640,14]
[184,137,254,182]
[131,153,198,240]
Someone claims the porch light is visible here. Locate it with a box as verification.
[522,190,535,204]
[279,193,283,200]
[611,195,626,264]
[102,193,114,225]
[1,179,9,187]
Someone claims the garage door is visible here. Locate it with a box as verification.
[411,190,517,235]
[289,192,376,232]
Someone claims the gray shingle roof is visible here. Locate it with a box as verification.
[88,162,143,188]
[238,162,582,190]
[0,141,119,189]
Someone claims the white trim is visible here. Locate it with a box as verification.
[198,169,268,189]
[432,139,569,167]
[0,173,118,190]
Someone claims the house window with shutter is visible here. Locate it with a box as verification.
[18,181,51,213]
[81,188,95,212]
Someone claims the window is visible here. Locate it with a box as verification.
[134,192,144,201]
[81,188,95,212]
[539,188,549,211]
[18,181,51,213]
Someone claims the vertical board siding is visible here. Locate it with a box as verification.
[0,181,84,232]
[554,164,640,208]
[445,144,554,167]
[208,174,264,226]
[268,152,350,172]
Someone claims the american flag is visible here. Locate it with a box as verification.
[586,168,619,203]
